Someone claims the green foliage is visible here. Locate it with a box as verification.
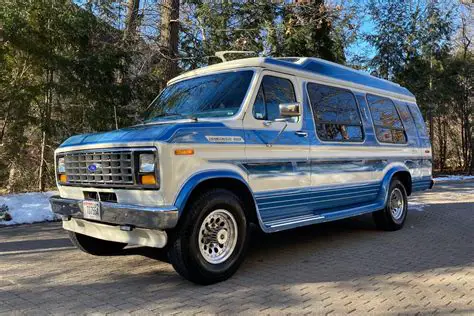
[0,204,11,221]
[366,0,473,171]
[0,0,136,191]
[1,0,472,192]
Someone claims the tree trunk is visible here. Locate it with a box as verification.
[123,0,140,42]
[159,0,180,85]
[437,116,445,171]
[6,162,17,193]
[0,111,8,145]
[38,131,46,191]
[38,68,53,191]
[469,137,474,176]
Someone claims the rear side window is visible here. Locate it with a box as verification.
[407,105,428,138]
[307,83,363,142]
[395,103,417,136]
[367,95,407,144]
[252,76,297,122]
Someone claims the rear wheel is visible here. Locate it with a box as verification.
[373,179,408,231]
[68,231,127,256]
[167,189,250,285]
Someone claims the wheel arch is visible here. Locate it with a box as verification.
[379,166,412,206]
[174,170,260,227]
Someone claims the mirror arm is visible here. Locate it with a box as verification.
[266,120,288,147]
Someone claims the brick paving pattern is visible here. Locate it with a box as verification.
[0,181,473,315]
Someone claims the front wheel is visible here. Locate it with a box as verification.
[373,179,408,231]
[167,189,250,285]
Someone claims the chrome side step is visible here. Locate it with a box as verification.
[263,201,383,233]
[267,214,325,228]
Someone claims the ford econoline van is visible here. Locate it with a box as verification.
[50,57,433,284]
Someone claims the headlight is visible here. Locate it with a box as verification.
[57,157,65,173]
[139,153,155,173]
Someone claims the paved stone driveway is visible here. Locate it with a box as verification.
[1,181,473,315]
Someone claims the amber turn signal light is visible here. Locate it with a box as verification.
[140,174,156,185]
[59,174,67,183]
[174,148,194,155]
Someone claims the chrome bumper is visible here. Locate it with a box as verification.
[49,196,178,230]
[63,218,168,248]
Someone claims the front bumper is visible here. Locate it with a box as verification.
[49,196,178,230]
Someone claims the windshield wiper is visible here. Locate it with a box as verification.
[152,112,183,119]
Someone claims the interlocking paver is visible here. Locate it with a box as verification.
[1,180,474,315]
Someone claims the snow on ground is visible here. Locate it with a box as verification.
[408,201,426,212]
[434,175,474,182]
[0,191,58,226]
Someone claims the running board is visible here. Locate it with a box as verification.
[262,201,384,233]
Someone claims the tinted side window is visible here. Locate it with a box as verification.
[307,83,363,142]
[253,76,297,121]
[367,95,407,144]
[395,103,416,136]
[407,105,428,138]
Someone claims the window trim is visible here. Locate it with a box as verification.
[306,81,366,144]
[252,74,298,122]
[366,93,408,145]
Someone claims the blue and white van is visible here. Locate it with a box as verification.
[50,57,433,284]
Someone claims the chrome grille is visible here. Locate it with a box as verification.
[63,150,135,186]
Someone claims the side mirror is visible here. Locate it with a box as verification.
[279,102,301,118]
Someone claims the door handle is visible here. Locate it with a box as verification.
[295,131,308,137]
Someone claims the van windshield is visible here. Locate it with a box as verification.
[144,70,254,122]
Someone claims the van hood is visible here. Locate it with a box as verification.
[59,121,224,148]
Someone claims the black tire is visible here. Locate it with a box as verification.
[167,189,251,285]
[373,179,408,231]
[68,231,127,256]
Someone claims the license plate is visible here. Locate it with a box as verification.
[83,200,101,220]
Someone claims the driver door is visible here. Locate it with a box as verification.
[243,71,310,225]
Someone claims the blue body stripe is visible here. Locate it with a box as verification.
[412,177,433,192]
[256,182,381,223]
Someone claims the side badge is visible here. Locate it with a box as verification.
[205,136,244,143]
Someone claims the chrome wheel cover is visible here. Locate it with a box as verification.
[198,209,238,264]
[390,188,405,221]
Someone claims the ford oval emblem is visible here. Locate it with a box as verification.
[87,163,100,172]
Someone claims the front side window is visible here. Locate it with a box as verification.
[307,83,363,142]
[144,70,254,122]
[252,76,297,122]
[367,94,407,144]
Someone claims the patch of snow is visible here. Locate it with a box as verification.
[409,201,426,212]
[0,191,59,226]
[434,175,474,182]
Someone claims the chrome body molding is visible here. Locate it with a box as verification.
[50,196,178,230]
[63,218,168,248]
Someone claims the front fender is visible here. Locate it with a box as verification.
[174,170,251,214]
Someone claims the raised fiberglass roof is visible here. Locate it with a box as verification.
[169,57,415,100]
[266,58,415,98]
